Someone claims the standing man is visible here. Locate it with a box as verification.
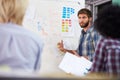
[57,8,99,61]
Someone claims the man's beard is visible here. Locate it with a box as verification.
[80,21,89,28]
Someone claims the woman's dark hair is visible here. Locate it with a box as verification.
[94,5,120,38]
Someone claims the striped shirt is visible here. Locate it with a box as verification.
[91,37,120,75]
[77,27,99,61]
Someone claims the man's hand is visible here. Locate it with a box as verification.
[83,56,89,60]
[57,40,66,53]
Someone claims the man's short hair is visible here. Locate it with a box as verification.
[77,8,92,18]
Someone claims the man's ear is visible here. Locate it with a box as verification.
[89,17,92,22]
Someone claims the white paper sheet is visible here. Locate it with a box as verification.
[59,52,92,76]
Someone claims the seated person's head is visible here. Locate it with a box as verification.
[0,0,28,25]
[94,5,120,39]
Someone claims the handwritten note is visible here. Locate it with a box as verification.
[59,52,92,76]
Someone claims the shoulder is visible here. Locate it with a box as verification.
[89,27,97,34]
[97,37,109,46]
[89,27,99,38]
[17,25,44,49]
[21,28,44,47]
[0,23,44,46]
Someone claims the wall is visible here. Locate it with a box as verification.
[23,0,85,74]
[112,0,120,5]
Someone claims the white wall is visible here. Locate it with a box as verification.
[23,0,85,74]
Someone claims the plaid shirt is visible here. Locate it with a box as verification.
[77,27,99,61]
[91,37,120,75]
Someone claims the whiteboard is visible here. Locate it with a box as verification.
[23,0,85,74]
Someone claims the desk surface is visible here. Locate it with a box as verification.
[0,70,119,80]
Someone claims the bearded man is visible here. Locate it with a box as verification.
[57,8,100,61]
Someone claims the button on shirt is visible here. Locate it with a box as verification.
[77,27,99,61]
[91,37,120,75]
